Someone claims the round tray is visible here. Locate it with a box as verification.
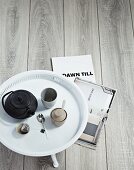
[0,70,88,156]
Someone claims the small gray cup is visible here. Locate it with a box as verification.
[41,88,57,109]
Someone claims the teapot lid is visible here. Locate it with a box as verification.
[10,90,31,109]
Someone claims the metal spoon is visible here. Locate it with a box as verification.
[37,114,48,138]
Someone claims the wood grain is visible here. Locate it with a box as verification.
[97,0,134,169]
[0,145,24,170]
[130,0,134,30]
[1,0,134,169]
[64,0,102,83]
[64,0,107,170]
[0,0,30,83]
[0,0,30,169]
[24,153,65,170]
[66,126,107,170]
[28,0,64,71]
[24,0,65,169]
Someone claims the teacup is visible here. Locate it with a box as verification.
[41,88,57,109]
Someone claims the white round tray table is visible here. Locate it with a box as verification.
[0,70,88,167]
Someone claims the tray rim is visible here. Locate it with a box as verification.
[0,70,88,156]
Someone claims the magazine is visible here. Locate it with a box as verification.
[52,55,95,82]
[52,55,116,147]
[74,77,116,147]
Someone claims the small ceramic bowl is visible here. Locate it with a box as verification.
[50,108,67,127]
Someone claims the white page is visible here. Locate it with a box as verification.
[75,78,116,116]
[52,55,96,82]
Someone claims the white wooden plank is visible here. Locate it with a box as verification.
[0,0,30,169]
[97,0,134,169]
[28,0,64,71]
[0,0,29,83]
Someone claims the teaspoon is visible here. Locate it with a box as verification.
[37,114,48,138]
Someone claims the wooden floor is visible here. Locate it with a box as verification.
[0,0,134,169]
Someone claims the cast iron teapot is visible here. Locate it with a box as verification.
[2,90,38,119]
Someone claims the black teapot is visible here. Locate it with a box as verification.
[2,90,38,119]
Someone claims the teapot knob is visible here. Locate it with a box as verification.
[17,96,23,103]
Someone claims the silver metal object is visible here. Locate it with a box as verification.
[16,123,30,134]
[37,114,48,138]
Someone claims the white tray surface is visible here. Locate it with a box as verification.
[0,70,88,156]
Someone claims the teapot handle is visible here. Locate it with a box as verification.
[24,107,35,118]
[2,91,13,109]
